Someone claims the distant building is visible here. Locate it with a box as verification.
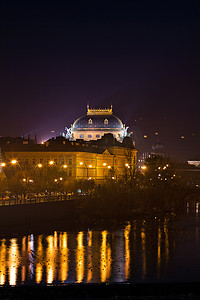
[64,105,129,142]
[1,134,136,182]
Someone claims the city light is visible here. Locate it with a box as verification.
[141,166,147,170]
[59,177,63,181]
[103,163,107,166]
[1,163,6,167]
[49,161,54,165]
[108,166,111,169]
[63,165,67,168]
[125,163,129,167]
[22,178,26,182]
[38,164,42,168]
[80,162,83,165]
[11,160,17,164]
[144,135,147,138]
[88,165,92,168]
[54,179,58,182]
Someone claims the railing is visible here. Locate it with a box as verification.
[0,193,87,207]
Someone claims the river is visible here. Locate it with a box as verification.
[0,204,199,286]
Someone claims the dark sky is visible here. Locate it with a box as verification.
[1,0,200,159]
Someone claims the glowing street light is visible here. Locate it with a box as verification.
[80,162,83,166]
[108,166,111,169]
[59,177,63,181]
[125,163,129,167]
[103,163,107,166]
[54,179,58,182]
[88,165,92,168]
[141,166,147,170]
[63,165,67,168]
[22,178,26,182]
[37,164,42,168]
[1,163,6,167]
[11,160,17,165]
[49,161,54,165]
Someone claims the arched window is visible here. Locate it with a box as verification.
[104,119,108,125]
[88,118,93,124]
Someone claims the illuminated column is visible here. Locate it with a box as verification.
[46,235,55,284]
[157,227,161,279]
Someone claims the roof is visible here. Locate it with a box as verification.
[72,114,124,130]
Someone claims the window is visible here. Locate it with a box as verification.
[69,169,72,176]
[25,159,29,166]
[88,134,92,138]
[32,159,36,165]
[80,134,84,138]
[47,159,50,164]
[88,118,93,124]
[61,158,64,165]
[96,134,100,138]
[68,158,72,165]
[104,119,108,125]
[40,159,43,164]
[54,159,57,165]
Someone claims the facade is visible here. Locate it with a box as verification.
[1,134,137,182]
[65,105,129,142]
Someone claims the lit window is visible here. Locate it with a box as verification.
[88,134,92,138]
[88,119,93,124]
[104,119,108,125]
[32,159,36,165]
[68,158,72,165]
[96,134,100,138]
[80,134,84,138]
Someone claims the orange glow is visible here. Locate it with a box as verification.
[11,160,17,164]
[76,232,84,283]
[103,163,107,166]
[157,227,161,279]
[59,177,63,181]
[46,235,54,284]
[60,232,68,282]
[22,178,26,182]
[38,164,42,168]
[0,240,6,285]
[80,162,83,165]
[141,226,146,280]
[36,235,43,284]
[88,165,92,168]
[63,165,67,168]
[141,166,147,170]
[124,223,131,280]
[107,166,111,169]
[100,230,111,282]
[1,163,6,167]
[49,161,54,165]
[8,239,19,286]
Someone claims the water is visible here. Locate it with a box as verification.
[0,208,200,286]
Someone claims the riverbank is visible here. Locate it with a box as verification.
[0,282,199,299]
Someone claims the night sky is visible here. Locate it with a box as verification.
[1,0,200,159]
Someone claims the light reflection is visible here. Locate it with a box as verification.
[46,235,54,284]
[0,240,6,285]
[60,232,68,282]
[28,234,35,280]
[8,238,20,286]
[87,230,93,282]
[36,235,43,284]
[141,224,146,280]
[76,232,84,283]
[124,223,131,280]
[164,222,169,264]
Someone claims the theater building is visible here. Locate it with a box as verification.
[1,134,136,182]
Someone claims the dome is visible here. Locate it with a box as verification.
[67,106,128,142]
[72,114,124,131]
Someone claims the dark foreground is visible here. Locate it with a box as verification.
[0,283,200,299]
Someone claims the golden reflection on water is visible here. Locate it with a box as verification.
[8,238,20,286]
[0,220,174,285]
[46,235,54,284]
[87,230,93,282]
[124,223,131,280]
[100,230,111,282]
[36,235,43,284]
[0,240,6,285]
[60,232,68,282]
[76,231,84,283]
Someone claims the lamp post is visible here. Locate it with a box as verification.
[79,162,93,179]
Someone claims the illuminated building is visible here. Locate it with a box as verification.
[64,105,129,142]
[1,133,136,182]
